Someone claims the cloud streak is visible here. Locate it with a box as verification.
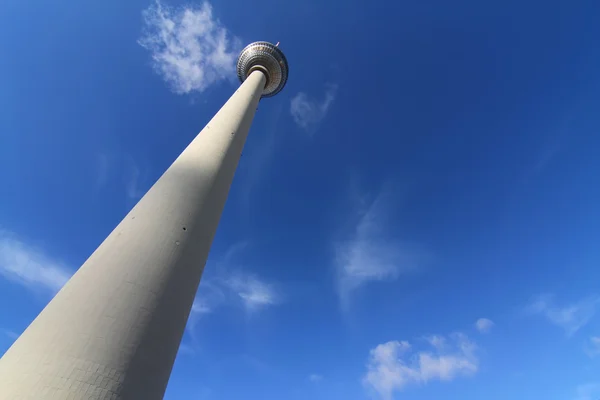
[185,279,226,344]
[225,273,279,311]
[475,318,494,334]
[585,336,600,358]
[122,155,155,203]
[182,273,278,354]
[139,0,241,94]
[0,230,72,294]
[1,329,19,340]
[183,245,280,348]
[575,383,600,400]
[526,294,600,336]
[290,84,337,133]
[334,186,423,306]
[363,333,478,400]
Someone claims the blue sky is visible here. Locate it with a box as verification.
[1,0,600,399]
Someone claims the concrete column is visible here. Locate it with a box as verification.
[0,71,267,400]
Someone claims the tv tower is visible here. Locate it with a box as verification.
[0,41,288,399]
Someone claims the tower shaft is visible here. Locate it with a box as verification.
[0,70,267,400]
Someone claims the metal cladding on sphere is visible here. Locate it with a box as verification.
[237,41,289,98]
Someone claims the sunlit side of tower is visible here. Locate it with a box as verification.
[0,41,288,400]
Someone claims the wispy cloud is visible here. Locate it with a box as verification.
[0,230,71,294]
[584,336,600,358]
[574,383,600,400]
[182,274,278,354]
[1,329,19,340]
[185,279,227,344]
[309,374,324,383]
[189,278,229,319]
[221,241,250,264]
[334,186,423,306]
[225,273,279,312]
[363,333,478,400]
[474,318,494,334]
[521,134,564,184]
[526,294,600,336]
[182,244,280,350]
[290,84,337,134]
[177,342,196,356]
[191,298,213,315]
[92,154,150,203]
[125,163,141,200]
[123,156,150,202]
[139,0,241,94]
[211,243,280,313]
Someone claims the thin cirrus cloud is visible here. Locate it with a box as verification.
[139,0,241,94]
[225,273,279,311]
[190,274,279,317]
[0,230,71,294]
[123,156,151,202]
[92,154,151,203]
[182,274,278,352]
[179,246,280,353]
[584,336,600,358]
[290,84,338,134]
[525,294,600,336]
[474,318,494,334]
[184,282,224,346]
[186,244,279,321]
[1,329,19,340]
[191,298,213,315]
[334,186,424,306]
[363,333,479,400]
[575,383,600,400]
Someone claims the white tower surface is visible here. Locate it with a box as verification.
[0,41,289,400]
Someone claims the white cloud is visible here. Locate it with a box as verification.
[475,318,494,334]
[584,336,600,358]
[182,244,280,351]
[177,342,196,355]
[309,374,323,382]
[124,159,143,200]
[1,329,19,340]
[425,335,447,350]
[182,270,280,353]
[526,294,600,336]
[0,231,71,294]
[189,280,227,317]
[290,84,337,133]
[575,383,600,400]
[186,270,278,332]
[123,156,153,203]
[139,0,241,94]
[191,298,212,315]
[334,188,422,305]
[226,273,278,311]
[363,333,478,400]
[185,280,226,341]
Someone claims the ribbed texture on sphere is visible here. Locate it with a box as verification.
[236,41,289,98]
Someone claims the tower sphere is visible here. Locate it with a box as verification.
[237,41,289,98]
